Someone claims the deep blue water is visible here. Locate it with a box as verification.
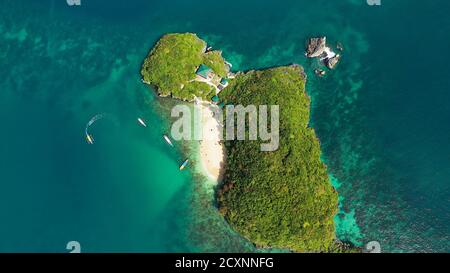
[0,0,449,252]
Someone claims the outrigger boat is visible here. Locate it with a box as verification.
[86,134,94,144]
[137,118,147,127]
[179,159,189,171]
[163,135,174,147]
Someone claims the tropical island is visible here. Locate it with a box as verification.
[141,33,348,252]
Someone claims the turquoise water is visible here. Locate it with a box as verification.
[0,0,449,252]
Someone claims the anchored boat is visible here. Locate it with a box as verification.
[163,135,174,147]
[137,118,147,127]
[179,159,189,171]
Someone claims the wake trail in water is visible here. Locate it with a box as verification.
[85,113,117,144]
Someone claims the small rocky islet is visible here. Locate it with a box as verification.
[306,37,342,71]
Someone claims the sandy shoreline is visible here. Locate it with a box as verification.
[197,101,225,182]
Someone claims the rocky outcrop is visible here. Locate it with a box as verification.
[306,36,341,70]
[325,54,341,70]
[306,37,327,58]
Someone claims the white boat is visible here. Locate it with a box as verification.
[163,135,174,147]
[137,118,147,127]
[86,134,94,144]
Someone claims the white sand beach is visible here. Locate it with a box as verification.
[197,102,225,182]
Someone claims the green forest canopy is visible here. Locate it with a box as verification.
[141,33,228,100]
[217,66,338,252]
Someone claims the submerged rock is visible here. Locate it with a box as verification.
[306,37,327,58]
[315,69,326,77]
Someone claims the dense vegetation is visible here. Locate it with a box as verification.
[141,33,228,101]
[202,51,228,78]
[217,66,339,252]
[142,33,340,252]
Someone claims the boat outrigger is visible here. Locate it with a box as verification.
[163,135,174,147]
[137,118,147,127]
[179,159,189,171]
[86,134,94,144]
